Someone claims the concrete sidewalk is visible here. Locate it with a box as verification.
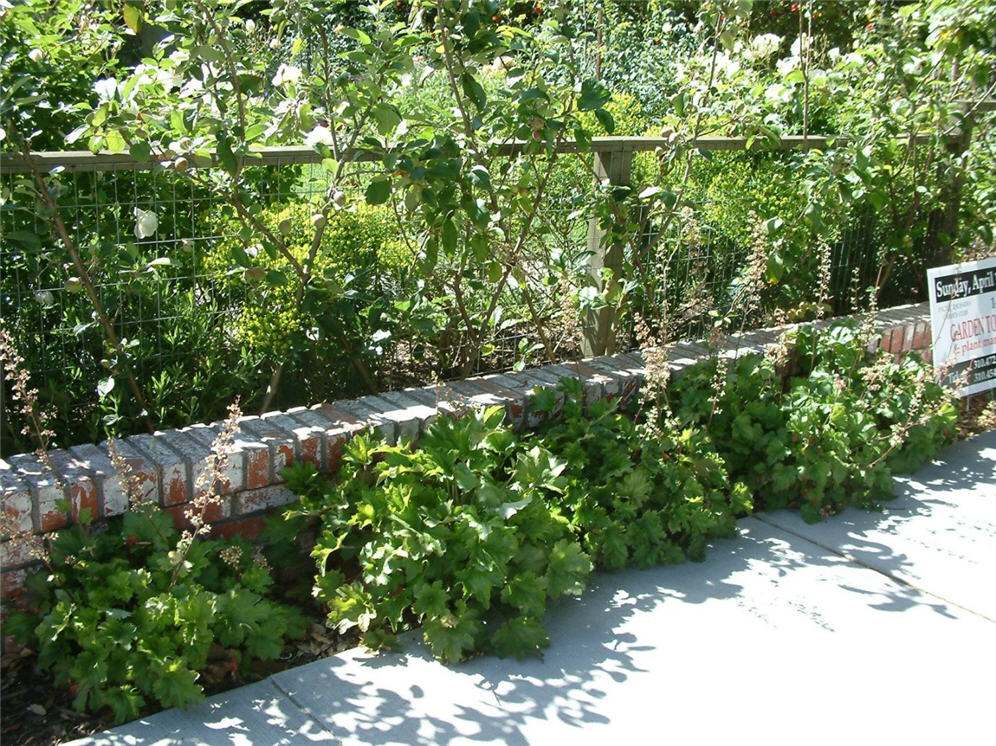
[67,430,996,746]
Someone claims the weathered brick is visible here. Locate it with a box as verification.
[912,321,930,350]
[669,342,708,366]
[604,355,645,400]
[581,358,632,397]
[221,426,271,490]
[100,438,160,505]
[903,323,917,353]
[296,409,356,474]
[164,504,194,532]
[239,417,296,484]
[153,429,216,499]
[375,391,439,440]
[404,385,469,418]
[126,433,188,506]
[1,568,27,599]
[69,443,134,519]
[211,516,267,542]
[164,497,230,531]
[7,453,64,532]
[287,408,343,470]
[446,379,510,411]
[1,537,36,568]
[565,362,612,405]
[459,378,528,422]
[45,449,99,521]
[235,485,298,515]
[311,403,368,431]
[261,411,324,466]
[183,423,246,494]
[517,371,565,422]
[517,367,562,389]
[331,399,397,443]
[0,463,33,536]
[887,327,903,354]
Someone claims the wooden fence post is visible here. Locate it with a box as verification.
[582,145,633,357]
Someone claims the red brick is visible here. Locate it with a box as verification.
[127,433,188,506]
[239,418,297,483]
[261,412,322,468]
[246,447,270,489]
[1,481,33,537]
[46,450,99,522]
[67,443,130,518]
[106,439,160,504]
[183,424,245,495]
[1,538,36,568]
[5,453,63,533]
[235,485,297,515]
[892,327,905,353]
[164,505,194,532]
[312,404,367,431]
[210,517,267,542]
[325,430,351,474]
[902,324,916,353]
[1,568,27,598]
[39,507,68,533]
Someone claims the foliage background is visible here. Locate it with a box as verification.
[1,0,993,455]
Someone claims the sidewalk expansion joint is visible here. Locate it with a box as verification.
[751,513,996,626]
[268,675,341,744]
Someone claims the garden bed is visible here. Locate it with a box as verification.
[0,314,966,745]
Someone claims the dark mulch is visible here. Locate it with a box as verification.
[957,391,996,440]
[1,648,108,746]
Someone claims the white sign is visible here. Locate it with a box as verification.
[927,256,996,396]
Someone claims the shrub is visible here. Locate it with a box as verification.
[671,322,957,522]
[7,500,306,723]
[531,378,752,569]
[283,406,592,663]
[202,202,410,404]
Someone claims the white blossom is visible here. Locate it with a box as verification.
[305,125,334,148]
[776,56,798,78]
[133,207,159,239]
[714,51,740,78]
[747,34,781,60]
[94,78,117,102]
[272,64,302,87]
[765,83,793,105]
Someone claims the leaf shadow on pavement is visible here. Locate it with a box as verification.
[269,508,963,746]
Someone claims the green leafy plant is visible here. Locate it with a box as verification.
[671,322,958,522]
[203,201,410,403]
[8,503,305,723]
[284,405,592,663]
[1,396,307,724]
[531,378,752,569]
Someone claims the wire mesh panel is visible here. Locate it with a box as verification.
[1,143,928,455]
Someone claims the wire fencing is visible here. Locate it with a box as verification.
[1,140,928,455]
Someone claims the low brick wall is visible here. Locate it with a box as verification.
[0,303,933,600]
